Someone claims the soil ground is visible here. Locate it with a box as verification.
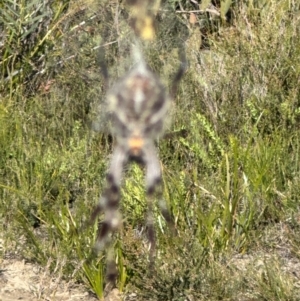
[0,257,100,301]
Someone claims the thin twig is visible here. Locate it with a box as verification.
[176,9,220,17]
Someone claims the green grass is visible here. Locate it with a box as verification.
[1,0,300,300]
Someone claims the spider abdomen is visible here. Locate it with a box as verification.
[108,63,169,140]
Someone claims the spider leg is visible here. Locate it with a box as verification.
[89,145,127,283]
[170,47,187,99]
[144,142,174,263]
[93,145,127,252]
[97,40,109,89]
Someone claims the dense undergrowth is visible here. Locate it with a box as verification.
[1,0,300,300]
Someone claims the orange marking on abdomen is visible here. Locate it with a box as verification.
[128,136,144,155]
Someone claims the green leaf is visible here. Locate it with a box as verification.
[220,0,232,19]
[200,0,212,11]
[21,13,49,40]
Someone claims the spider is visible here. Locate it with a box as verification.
[90,44,186,280]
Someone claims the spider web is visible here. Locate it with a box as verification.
[45,0,188,133]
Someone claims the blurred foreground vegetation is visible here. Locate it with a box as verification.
[1,0,300,300]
